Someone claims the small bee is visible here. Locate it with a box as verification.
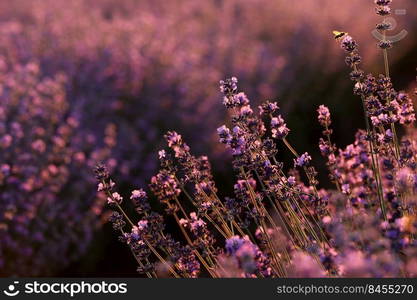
[332,30,348,40]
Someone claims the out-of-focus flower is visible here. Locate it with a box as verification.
[0,62,112,276]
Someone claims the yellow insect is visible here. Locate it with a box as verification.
[332,30,348,40]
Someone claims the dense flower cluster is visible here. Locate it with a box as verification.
[96,1,417,277]
[97,70,417,276]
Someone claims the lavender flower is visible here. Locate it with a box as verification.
[270,115,290,139]
[150,171,181,206]
[107,192,123,205]
[219,77,238,96]
[341,35,357,53]
[392,93,416,125]
[294,152,312,167]
[130,189,151,214]
[217,125,232,144]
[317,105,331,127]
[259,101,280,116]
[376,5,391,16]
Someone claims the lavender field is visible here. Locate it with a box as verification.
[1,0,417,277]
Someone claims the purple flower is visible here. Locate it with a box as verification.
[225,236,246,255]
[340,35,357,53]
[222,92,250,109]
[294,152,312,167]
[234,92,250,106]
[107,192,123,205]
[259,101,279,116]
[341,184,351,195]
[319,138,331,155]
[219,77,238,96]
[287,176,296,186]
[271,115,289,139]
[149,171,181,203]
[158,150,166,160]
[165,131,182,147]
[370,113,393,126]
[109,211,126,231]
[164,131,190,158]
[130,189,151,214]
[239,105,254,118]
[217,125,232,144]
[177,246,201,278]
[317,105,331,127]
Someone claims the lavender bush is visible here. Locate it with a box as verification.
[0,60,114,276]
[96,0,417,278]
